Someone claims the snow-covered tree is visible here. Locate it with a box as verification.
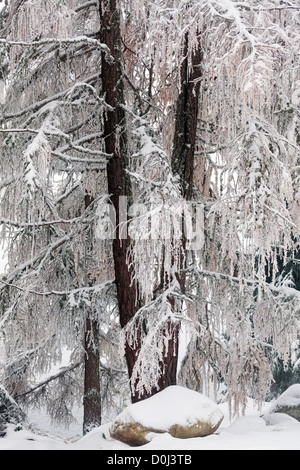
[0,0,125,433]
[125,0,300,413]
[0,0,299,434]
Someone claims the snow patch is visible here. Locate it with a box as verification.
[225,416,266,435]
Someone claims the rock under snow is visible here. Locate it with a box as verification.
[109,385,224,446]
[266,384,300,422]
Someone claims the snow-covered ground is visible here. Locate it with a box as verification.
[1,394,300,451]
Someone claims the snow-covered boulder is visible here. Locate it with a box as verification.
[263,412,300,429]
[110,385,224,446]
[267,384,300,422]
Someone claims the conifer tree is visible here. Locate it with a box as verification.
[0,0,299,433]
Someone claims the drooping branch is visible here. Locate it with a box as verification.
[0,231,75,289]
[2,75,109,121]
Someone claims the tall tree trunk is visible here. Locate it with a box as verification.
[83,193,101,434]
[99,0,142,402]
[99,0,188,403]
[169,33,202,384]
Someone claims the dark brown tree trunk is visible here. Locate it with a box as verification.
[98,0,185,403]
[169,33,202,384]
[83,193,101,435]
[83,316,101,434]
[172,32,202,200]
[99,0,142,402]
[99,3,202,404]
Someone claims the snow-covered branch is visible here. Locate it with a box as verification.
[188,267,300,301]
[74,1,98,13]
[0,278,114,298]
[0,36,110,53]
[0,232,75,289]
[0,129,107,159]
[0,216,83,228]
[2,75,108,121]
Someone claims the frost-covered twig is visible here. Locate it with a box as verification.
[0,216,83,228]
[0,232,75,289]
[0,36,110,52]
[74,1,98,13]
[2,75,107,121]
[1,279,115,298]
[188,267,300,301]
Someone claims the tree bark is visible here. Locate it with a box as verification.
[83,193,101,434]
[98,3,202,404]
[169,33,202,385]
[99,0,184,403]
[156,322,179,391]
[172,32,202,200]
[99,0,142,402]
[83,316,101,434]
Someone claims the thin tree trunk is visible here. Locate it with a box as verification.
[83,193,101,434]
[83,316,101,434]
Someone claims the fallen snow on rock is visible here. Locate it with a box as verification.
[263,413,300,430]
[266,384,300,413]
[109,385,224,445]
[115,385,223,430]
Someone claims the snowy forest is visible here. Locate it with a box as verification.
[0,0,299,445]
